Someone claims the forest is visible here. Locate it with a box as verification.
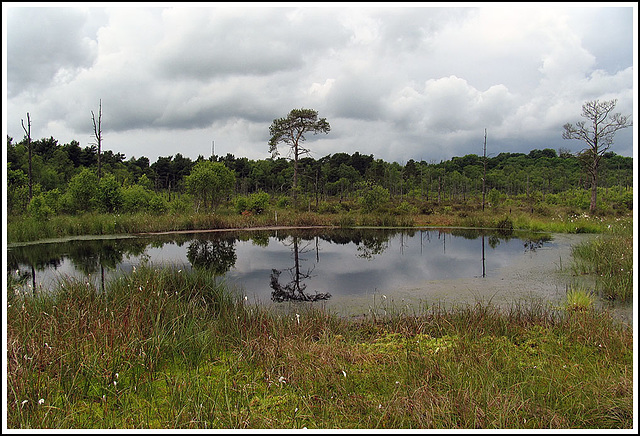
[5,133,634,219]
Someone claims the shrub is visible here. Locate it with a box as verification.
[96,174,123,213]
[236,191,270,214]
[357,182,390,212]
[63,168,98,213]
[393,200,417,215]
[276,196,290,208]
[169,194,194,214]
[149,195,169,214]
[27,194,54,220]
[121,184,153,213]
[496,216,514,235]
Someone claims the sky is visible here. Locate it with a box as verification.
[3,3,637,165]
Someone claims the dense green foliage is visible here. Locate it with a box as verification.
[6,135,633,218]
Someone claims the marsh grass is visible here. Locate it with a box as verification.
[6,266,633,429]
[8,204,623,244]
[564,286,595,312]
[570,219,633,301]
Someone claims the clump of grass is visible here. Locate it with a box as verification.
[571,219,633,301]
[563,286,595,312]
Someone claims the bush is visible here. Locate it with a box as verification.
[276,196,290,208]
[496,216,514,235]
[236,191,270,214]
[169,194,194,214]
[63,168,98,213]
[27,194,54,220]
[96,174,123,213]
[357,182,390,212]
[393,200,417,215]
[149,195,169,214]
[121,184,153,213]
[318,201,338,214]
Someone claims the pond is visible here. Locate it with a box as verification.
[6,227,632,322]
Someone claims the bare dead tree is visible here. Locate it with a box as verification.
[91,99,103,180]
[21,112,32,201]
[563,99,632,213]
[482,128,487,211]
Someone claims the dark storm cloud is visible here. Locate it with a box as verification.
[153,7,350,81]
[6,7,99,98]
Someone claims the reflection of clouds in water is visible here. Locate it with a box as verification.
[226,231,535,302]
[10,230,553,305]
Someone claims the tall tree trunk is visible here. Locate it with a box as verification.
[92,99,103,180]
[293,144,299,205]
[482,129,487,211]
[21,113,32,201]
[590,170,598,214]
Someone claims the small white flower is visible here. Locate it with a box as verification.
[113,380,117,386]
[115,373,119,379]
[38,399,44,405]
[278,376,286,383]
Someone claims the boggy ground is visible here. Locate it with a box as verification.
[6,262,634,429]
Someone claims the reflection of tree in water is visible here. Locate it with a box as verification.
[355,235,390,260]
[7,237,148,291]
[523,235,552,252]
[320,228,393,260]
[270,236,331,302]
[68,240,128,275]
[186,238,237,275]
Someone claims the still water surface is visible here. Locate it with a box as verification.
[7,227,629,321]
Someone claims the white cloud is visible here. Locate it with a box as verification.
[4,4,635,164]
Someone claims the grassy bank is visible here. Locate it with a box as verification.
[6,203,624,244]
[6,265,633,429]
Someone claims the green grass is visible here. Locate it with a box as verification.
[6,266,633,429]
[570,218,634,302]
[564,286,595,312]
[7,203,627,244]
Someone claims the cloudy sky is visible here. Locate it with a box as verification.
[3,3,637,165]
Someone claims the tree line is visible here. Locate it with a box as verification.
[6,101,633,218]
[6,132,633,218]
